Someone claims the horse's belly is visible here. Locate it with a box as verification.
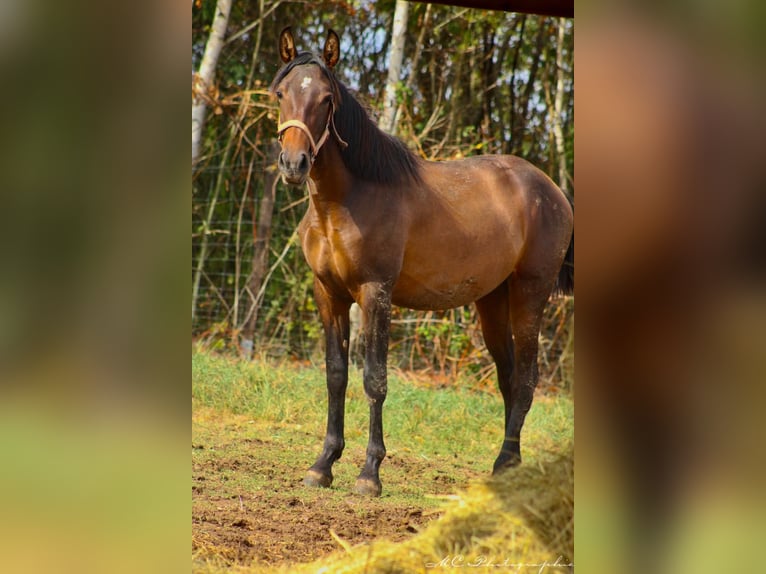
[392,226,519,310]
[391,269,505,311]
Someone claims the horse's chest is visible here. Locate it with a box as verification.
[300,218,361,289]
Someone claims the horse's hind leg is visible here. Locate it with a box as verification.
[494,272,558,473]
[475,281,516,470]
[305,278,351,488]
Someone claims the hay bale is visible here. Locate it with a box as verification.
[285,448,574,574]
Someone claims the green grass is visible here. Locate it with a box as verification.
[192,350,572,477]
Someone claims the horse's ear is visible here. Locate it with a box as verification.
[323,29,340,69]
[279,27,297,64]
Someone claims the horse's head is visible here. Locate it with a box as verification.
[271,27,344,185]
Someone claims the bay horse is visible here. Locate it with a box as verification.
[271,27,573,496]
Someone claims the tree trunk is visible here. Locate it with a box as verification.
[507,15,527,154]
[379,0,409,135]
[396,3,432,133]
[240,142,280,358]
[192,0,233,166]
[552,17,569,194]
[445,50,464,146]
[512,17,546,155]
[480,23,496,143]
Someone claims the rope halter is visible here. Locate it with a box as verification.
[276,102,348,165]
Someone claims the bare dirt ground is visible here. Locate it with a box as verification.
[191,415,473,568]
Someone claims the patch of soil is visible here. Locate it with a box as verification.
[193,490,430,566]
[192,430,444,568]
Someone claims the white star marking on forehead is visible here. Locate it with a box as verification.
[300,76,312,91]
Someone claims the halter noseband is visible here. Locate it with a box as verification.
[276,102,348,164]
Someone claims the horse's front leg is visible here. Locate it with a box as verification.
[354,282,392,497]
[305,278,351,489]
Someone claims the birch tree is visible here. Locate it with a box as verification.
[552,18,569,194]
[192,0,233,166]
[379,0,409,135]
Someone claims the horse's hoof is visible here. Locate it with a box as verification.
[304,469,333,488]
[492,455,522,475]
[353,477,382,497]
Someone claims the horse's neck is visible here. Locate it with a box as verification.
[308,142,354,204]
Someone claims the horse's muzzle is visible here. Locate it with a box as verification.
[278,150,310,185]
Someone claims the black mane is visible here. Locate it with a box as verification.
[271,53,422,186]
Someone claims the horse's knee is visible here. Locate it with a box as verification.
[364,381,387,404]
[363,365,388,402]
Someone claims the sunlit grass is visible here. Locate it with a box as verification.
[192,351,571,468]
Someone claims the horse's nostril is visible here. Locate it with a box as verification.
[298,152,309,172]
[278,152,286,169]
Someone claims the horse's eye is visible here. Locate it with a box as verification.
[323,96,333,106]
[276,90,283,100]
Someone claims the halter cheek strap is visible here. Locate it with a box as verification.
[276,104,348,164]
[276,119,328,160]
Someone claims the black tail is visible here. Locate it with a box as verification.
[556,231,574,295]
[556,202,574,297]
